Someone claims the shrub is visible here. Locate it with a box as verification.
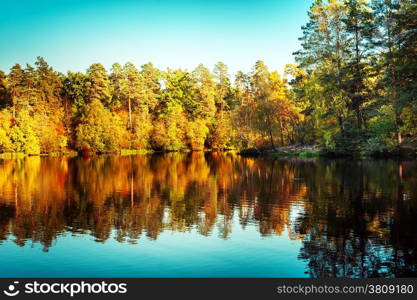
[75,99,129,153]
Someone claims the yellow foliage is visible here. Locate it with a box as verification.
[151,104,186,151]
[76,99,130,153]
[131,112,152,150]
[186,119,209,150]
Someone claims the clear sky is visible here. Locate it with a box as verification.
[0,0,312,76]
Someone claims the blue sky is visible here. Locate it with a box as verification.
[0,0,312,76]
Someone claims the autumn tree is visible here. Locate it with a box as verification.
[86,63,112,107]
[152,69,190,151]
[0,71,9,109]
[140,62,161,114]
[75,99,129,153]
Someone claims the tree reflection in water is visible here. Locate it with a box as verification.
[0,153,416,277]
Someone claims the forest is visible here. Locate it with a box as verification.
[0,0,416,156]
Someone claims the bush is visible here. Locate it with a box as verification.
[207,113,234,150]
[364,106,396,153]
[75,99,129,153]
[330,126,367,154]
[8,109,41,155]
[131,112,152,150]
[186,119,209,150]
[0,110,13,152]
[33,112,68,153]
[151,104,186,151]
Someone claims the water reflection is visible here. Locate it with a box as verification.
[0,153,416,277]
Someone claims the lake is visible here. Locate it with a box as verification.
[0,153,416,278]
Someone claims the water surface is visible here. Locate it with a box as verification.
[0,153,416,277]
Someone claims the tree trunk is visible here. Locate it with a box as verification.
[392,52,402,146]
[355,25,362,129]
[128,96,132,131]
[279,119,284,146]
[355,103,362,129]
[269,130,275,150]
[395,111,402,145]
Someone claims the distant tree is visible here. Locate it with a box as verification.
[161,69,196,117]
[343,0,375,129]
[62,71,90,119]
[151,103,186,151]
[8,109,41,154]
[33,56,63,113]
[140,62,161,114]
[86,63,112,107]
[75,99,129,153]
[0,71,10,109]
[109,62,124,110]
[0,110,13,152]
[391,0,417,143]
[213,61,232,111]
[7,64,26,118]
[192,64,216,120]
[121,62,143,131]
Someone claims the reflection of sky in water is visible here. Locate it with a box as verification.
[0,222,307,278]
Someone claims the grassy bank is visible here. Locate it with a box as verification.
[239,145,321,158]
[0,151,78,159]
[239,145,417,159]
[1,146,415,159]
[0,149,150,159]
[269,151,320,158]
[119,149,154,156]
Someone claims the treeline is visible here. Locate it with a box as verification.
[0,58,298,154]
[0,0,416,155]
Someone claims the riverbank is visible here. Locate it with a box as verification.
[1,145,416,159]
[0,151,78,159]
[0,149,154,159]
[0,148,237,159]
[239,145,320,157]
[239,144,417,159]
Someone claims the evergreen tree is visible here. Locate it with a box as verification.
[86,63,112,107]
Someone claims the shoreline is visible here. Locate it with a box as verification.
[0,149,236,159]
[238,145,417,159]
[1,146,416,159]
